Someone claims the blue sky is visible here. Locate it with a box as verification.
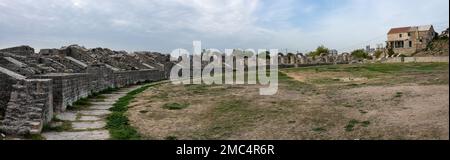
[0,0,448,53]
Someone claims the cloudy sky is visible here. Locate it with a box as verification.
[0,0,448,53]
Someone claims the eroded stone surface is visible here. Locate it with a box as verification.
[56,112,78,121]
[91,102,115,105]
[79,110,111,116]
[42,130,110,140]
[89,105,113,110]
[72,121,106,130]
[78,116,101,121]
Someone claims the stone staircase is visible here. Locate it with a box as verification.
[41,85,143,140]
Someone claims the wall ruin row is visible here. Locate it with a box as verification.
[0,45,172,135]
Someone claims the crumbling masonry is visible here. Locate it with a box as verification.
[0,45,355,135]
[0,45,173,135]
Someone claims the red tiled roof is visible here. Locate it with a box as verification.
[388,27,411,34]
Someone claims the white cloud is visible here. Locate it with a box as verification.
[0,0,448,52]
[111,19,132,27]
[71,0,87,8]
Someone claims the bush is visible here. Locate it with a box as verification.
[307,45,329,58]
[351,49,371,59]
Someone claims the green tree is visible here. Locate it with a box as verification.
[351,49,370,59]
[307,45,329,58]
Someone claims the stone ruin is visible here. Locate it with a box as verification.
[0,45,173,135]
[277,52,352,68]
[0,45,354,136]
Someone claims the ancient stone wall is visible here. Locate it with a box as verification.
[0,46,35,56]
[415,56,449,63]
[0,78,53,135]
[113,69,165,88]
[0,72,15,120]
[87,64,116,93]
[0,66,26,121]
[277,53,352,68]
[0,45,172,135]
[382,56,449,63]
[33,73,90,112]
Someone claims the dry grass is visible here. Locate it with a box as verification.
[128,63,449,140]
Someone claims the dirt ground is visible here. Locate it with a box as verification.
[128,63,449,140]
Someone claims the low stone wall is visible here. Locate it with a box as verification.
[0,78,53,135]
[415,56,449,63]
[31,68,165,113]
[113,69,165,88]
[87,64,115,93]
[383,56,449,63]
[33,73,90,112]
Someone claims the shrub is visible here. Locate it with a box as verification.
[351,49,371,59]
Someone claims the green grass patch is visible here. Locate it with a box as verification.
[107,82,163,140]
[345,119,360,132]
[68,88,121,109]
[162,103,190,110]
[185,84,209,94]
[312,127,327,132]
[67,98,91,110]
[24,134,45,140]
[345,119,371,132]
[361,121,371,127]
[153,92,169,99]
[343,104,353,108]
[395,92,403,98]
[165,136,178,140]
[88,87,120,99]
[43,121,72,132]
[290,63,447,75]
[283,63,449,86]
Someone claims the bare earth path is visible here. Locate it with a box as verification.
[42,85,143,140]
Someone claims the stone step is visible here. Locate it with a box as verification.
[56,112,78,121]
[90,102,115,105]
[72,121,106,130]
[78,116,101,121]
[89,105,113,110]
[42,130,110,140]
[79,110,111,116]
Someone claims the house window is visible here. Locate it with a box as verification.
[394,41,404,48]
[409,41,412,48]
[399,34,402,38]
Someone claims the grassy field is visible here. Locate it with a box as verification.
[127,62,449,140]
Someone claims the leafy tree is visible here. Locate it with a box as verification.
[307,45,329,58]
[351,49,370,59]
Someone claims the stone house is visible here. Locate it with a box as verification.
[386,25,437,55]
